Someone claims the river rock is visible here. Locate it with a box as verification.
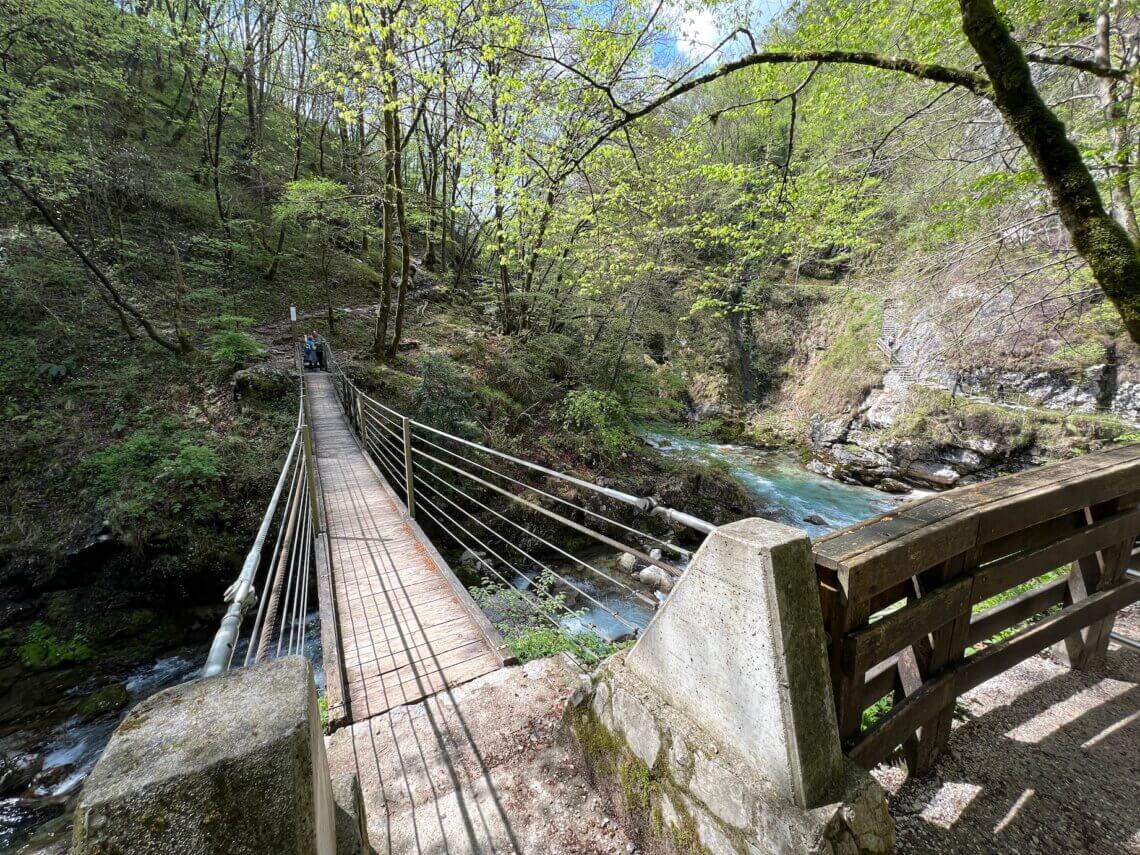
[638,566,674,593]
[459,548,486,568]
[803,513,828,526]
[232,364,294,403]
[0,748,43,796]
[861,388,907,429]
[810,414,851,445]
[618,552,638,572]
[76,682,130,721]
[878,478,911,494]
[899,460,961,487]
[1111,380,1140,422]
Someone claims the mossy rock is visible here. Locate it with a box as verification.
[77,682,131,720]
[232,365,294,403]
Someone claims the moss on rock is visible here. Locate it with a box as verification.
[77,682,131,720]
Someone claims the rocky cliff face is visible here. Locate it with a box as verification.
[806,379,1131,491]
[806,388,1021,490]
[956,364,1140,423]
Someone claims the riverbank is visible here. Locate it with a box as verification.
[1,649,203,851]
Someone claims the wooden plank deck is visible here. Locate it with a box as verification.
[305,371,505,724]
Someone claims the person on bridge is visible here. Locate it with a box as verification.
[313,333,327,370]
[303,335,317,370]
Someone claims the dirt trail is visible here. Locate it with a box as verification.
[873,604,1139,853]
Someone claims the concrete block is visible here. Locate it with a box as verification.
[625,518,844,809]
[71,656,336,855]
[332,772,370,855]
[569,663,893,854]
[566,517,894,854]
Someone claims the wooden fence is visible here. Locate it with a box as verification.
[813,443,1140,773]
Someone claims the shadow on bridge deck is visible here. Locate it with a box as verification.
[325,655,633,854]
[305,371,508,724]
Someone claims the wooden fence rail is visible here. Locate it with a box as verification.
[813,442,1140,773]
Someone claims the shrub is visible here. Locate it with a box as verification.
[412,354,478,436]
[83,421,225,539]
[206,330,266,367]
[469,571,620,665]
[560,389,635,458]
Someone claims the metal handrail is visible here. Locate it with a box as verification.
[203,420,302,677]
[323,343,715,537]
[203,366,321,678]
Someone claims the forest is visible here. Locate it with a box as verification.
[0,0,1138,846]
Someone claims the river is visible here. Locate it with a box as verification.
[1,611,324,853]
[642,428,907,536]
[530,429,917,642]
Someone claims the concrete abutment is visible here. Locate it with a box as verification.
[70,656,360,855]
[565,519,894,854]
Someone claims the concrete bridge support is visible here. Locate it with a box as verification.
[566,518,894,854]
[70,657,365,855]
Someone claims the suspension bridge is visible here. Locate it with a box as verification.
[75,336,1140,854]
[203,339,712,729]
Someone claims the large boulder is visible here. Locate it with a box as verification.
[233,364,296,403]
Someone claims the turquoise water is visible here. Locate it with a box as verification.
[520,429,912,642]
[642,428,909,537]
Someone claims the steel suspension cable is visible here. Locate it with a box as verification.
[407,427,690,558]
[246,446,303,666]
[362,426,644,637]
[409,454,655,607]
[408,464,646,632]
[276,470,308,658]
[411,493,607,668]
[410,443,684,577]
[362,411,678,591]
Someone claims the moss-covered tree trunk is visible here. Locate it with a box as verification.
[959,0,1140,344]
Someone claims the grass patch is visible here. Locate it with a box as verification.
[965,567,1067,655]
[862,693,893,730]
[18,622,93,668]
[470,571,628,665]
[798,290,887,414]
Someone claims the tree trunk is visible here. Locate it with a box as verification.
[373,96,396,359]
[387,103,413,359]
[1094,1,1139,244]
[959,0,1140,343]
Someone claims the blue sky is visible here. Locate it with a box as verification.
[653,0,788,67]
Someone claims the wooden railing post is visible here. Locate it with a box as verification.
[1058,497,1137,668]
[902,551,975,773]
[402,416,416,519]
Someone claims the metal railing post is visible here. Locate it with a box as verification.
[301,391,321,536]
[355,392,364,440]
[402,416,416,518]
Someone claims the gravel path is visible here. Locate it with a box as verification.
[873,604,1140,853]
